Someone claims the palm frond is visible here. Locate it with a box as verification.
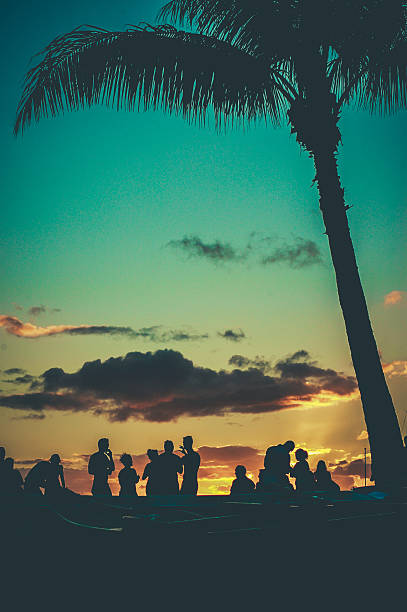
[14,24,292,134]
[159,1,301,57]
[330,25,407,113]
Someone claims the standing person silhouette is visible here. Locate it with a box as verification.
[142,449,159,496]
[179,436,200,495]
[157,440,183,494]
[44,454,65,496]
[2,458,24,495]
[118,453,139,496]
[88,438,115,496]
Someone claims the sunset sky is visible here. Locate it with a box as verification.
[1,0,406,495]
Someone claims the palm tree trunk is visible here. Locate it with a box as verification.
[312,147,403,488]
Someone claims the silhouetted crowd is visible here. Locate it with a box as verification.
[1,435,407,498]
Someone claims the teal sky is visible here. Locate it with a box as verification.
[1,0,406,493]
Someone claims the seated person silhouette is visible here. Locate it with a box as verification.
[230,465,255,495]
[156,440,183,495]
[142,449,159,496]
[88,438,115,496]
[291,449,315,492]
[314,460,340,493]
[179,436,200,495]
[118,453,139,496]
[1,458,23,495]
[44,454,65,496]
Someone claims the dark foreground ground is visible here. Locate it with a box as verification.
[1,489,406,608]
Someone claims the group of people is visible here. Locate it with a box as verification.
[230,442,340,495]
[0,447,65,496]
[88,436,200,497]
[2,435,407,498]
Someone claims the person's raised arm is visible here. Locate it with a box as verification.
[142,464,149,480]
[107,449,115,474]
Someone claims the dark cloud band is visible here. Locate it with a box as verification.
[0,349,358,423]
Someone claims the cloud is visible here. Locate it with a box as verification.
[261,238,322,268]
[382,360,407,378]
[229,354,272,373]
[357,430,368,441]
[217,329,246,342]
[384,290,407,306]
[28,305,47,317]
[7,374,37,385]
[0,349,358,423]
[167,235,246,263]
[275,350,338,379]
[0,315,208,342]
[198,445,262,465]
[12,413,46,421]
[167,233,322,269]
[4,368,26,375]
[234,350,356,396]
[331,458,371,478]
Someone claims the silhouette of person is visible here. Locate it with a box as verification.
[179,436,200,495]
[118,453,139,496]
[44,454,65,495]
[24,460,49,495]
[314,460,340,493]
[156,440,183,494]
[142,449,159,496]
[0,446,5,486]
[24,454,65,496]
[291,449,315,492]
[264,440,295,474]
[88,438,115,496]
[1,458,23,495]
[230,465,255,495]
[258,440,295,492]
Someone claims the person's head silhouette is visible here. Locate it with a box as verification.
[147,449,158,461]
[4,457,14,470]
[316,460,327,472]
[49,454,61,464]
[295,448,308,461]
[284,440,295,452]
[0,447,5,461]
[164,440,174,453]
[98,438,109,452]
[235,465,246,478]
[120,453,132,468]
[183,436,193,451]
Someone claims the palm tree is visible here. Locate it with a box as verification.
[14,1,407,487]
